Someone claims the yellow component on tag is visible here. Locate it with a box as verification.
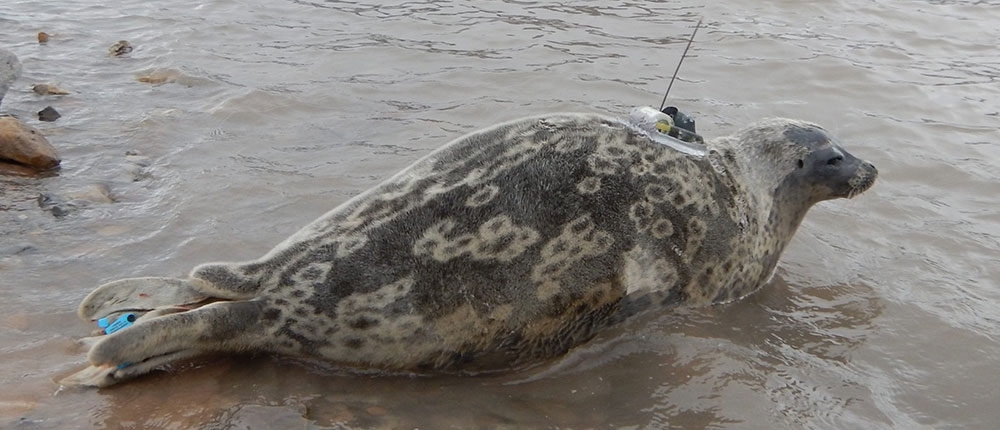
[655,121,673,134]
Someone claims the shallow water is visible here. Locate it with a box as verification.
[1,0,998,428]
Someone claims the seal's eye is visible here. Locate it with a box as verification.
[827,156,843,166]
[797,160,804,169]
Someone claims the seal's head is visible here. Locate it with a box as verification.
[719,118,877,205]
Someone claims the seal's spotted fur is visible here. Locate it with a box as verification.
[66,112,876,387]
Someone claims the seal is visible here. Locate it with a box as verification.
[63,107,877,387]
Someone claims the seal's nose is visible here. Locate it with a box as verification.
[863,161,877,176]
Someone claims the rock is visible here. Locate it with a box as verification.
[38,106,60,122]
[37,193,77,218]
[35,185,115,217]
[0,48,22,108]
[109,40,133,56]
[0,116,60,169]
[136,69,181,85]
[0,160,44,176]
[32,83,70,96]
[67,184,115,204]
[38,32,50,44]
[124,154,151,166]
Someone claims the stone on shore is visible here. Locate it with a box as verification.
[32,84,70,96]
[109,40,133,56]
[0,116,60,169]
[38,106,61,122]
[0,48,22,108]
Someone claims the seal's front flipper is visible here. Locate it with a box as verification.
[62,300,265,388]
[78,277,211,322]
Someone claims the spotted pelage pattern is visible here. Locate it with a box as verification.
[189,113,783,371]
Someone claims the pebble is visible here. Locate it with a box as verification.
[125,154,151,166]
[38,106,61,122]
[37,32,50,44]
[0,48,22,108]
[136,69,181,85]
[37,193,77,218]
[109,40,133,56]
[0,116,60,169]
[35,184,116,217]
[32,84,70,96]
[67,184,115,204]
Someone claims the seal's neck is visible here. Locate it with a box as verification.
[708,136,816,284]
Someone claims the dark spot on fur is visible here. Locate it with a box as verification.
[263,308,281,322]
[349,315,380,330]
[274,298,289,306]
[291,290,305,298]
[344,338,365,349]
[294,307,308,317]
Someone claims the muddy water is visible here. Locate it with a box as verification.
[1,0,998,428]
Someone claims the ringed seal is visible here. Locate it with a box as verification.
[64,107,877,387]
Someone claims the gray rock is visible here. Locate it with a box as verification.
[0,48,22,108]
[38,106,61,122]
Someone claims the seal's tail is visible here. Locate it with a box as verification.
[61,300,266,387]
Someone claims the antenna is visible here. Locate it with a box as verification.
[658,18,703,111]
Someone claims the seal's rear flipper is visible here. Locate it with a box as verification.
[62,300,265,388]
[59,349,203,388]
[189,261,263,299]
[78,277,211,322]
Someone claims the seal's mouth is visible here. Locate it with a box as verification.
[846,161,878,199]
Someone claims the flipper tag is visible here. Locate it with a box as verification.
[97,313,137,335]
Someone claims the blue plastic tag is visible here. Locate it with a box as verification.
[97,313,137,335]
